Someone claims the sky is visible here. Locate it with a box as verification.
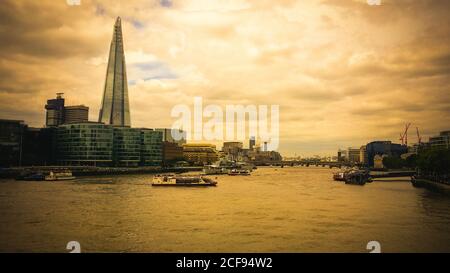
[0,0,449,157]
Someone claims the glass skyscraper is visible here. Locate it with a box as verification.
[99,17,131,127]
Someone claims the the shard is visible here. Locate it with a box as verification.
[99,17,131,127]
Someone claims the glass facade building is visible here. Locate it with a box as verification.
[45,93,65,127]
[56,123,113,166]
[113,127,141,166]
[98,17,131,127]
[140,129,163,166]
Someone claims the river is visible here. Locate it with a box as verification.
[0,167,449,252]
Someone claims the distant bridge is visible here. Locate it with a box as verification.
[254,160,356,169]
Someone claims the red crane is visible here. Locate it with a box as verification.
[399,123,411,146]
[416,127,422,144]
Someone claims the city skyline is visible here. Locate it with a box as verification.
[0,0,449,156]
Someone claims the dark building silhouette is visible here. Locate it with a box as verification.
[45,93,65,127]
[0,119,25,167]
[366,141,408,167]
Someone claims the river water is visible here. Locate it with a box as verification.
[0,167,449,252]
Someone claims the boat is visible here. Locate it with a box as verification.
[45,171,76,181]
[333,171,346,181]
[16,172,46,181]
[344,169,371,185]
[152,175,217,187]
[203,165,229,175]
[228,169,251,176]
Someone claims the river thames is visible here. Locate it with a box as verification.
[0,167,449,252]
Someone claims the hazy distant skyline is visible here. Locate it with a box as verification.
[0,0,449,156]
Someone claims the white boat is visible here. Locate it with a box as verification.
[152,175,217,187]
[228,169,251,176]
[203,165,229,175]
[45,171,76,181]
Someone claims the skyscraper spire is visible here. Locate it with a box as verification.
[99,17,131,127]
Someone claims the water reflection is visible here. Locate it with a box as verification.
[0,167,449,252]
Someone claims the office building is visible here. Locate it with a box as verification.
[162,141,184,166]
[222,141,243,160]
[64,105,89,124]
[366,141,408,167]
[113,127,141,167]
[56,122,113,166]
[140,129,163,166]
[22,127,56,166]
[429,131,450,149]
[182,144,219,165]
[99,17,131,127]
[45,93,65,127]
[0,119,26,167]
[347,147,360,163]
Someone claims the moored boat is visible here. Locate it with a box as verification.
[333,171,346,181]
[16,172,46,181]
[343,169,371,185]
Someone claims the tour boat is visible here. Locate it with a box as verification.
[203,165,229,175]
[152,175,217,187]
[45,171,76,181]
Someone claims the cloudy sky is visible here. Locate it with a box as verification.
[0,0,449,156]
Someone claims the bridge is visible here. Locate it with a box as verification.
[254,160,356,169]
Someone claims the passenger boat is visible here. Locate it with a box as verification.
[228,169,251,176]
[203,165,229,175]
[45,171,76,181]
[152,175,217,187]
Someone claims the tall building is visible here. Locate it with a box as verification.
[64,105,89,124]
[99,17,131,127]
[45,93,65,127]
[429,131,450,149]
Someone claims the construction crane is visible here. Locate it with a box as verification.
[399,123,411,146]
[416,127,422,144]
